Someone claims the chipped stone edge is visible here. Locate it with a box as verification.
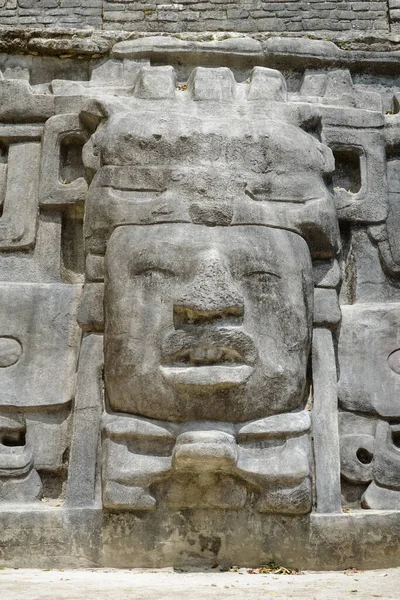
[1,28,400,66]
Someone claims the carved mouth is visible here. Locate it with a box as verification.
[166,345,245,366]
[160,329,257,386]
[162,328,257,363]
[160,364,254,387]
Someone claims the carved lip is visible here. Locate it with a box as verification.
[161,329,258,370]
[165,345,245,366]
[0,444,33,477]
[160,365,254,387]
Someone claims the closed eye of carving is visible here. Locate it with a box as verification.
[243,270,281,280]
[134,267,175,281]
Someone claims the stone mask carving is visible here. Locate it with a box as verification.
[104,224,313,422]
[2,39,400,566]
[76,67,339,513]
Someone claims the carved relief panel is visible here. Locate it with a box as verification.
[2,40,400,531]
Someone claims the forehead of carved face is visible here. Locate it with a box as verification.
[104,223,313,423]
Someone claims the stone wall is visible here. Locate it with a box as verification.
[0,0,392,32]
[1,36,400,569]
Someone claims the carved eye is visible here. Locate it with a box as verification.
[135,267,175,283]
[243,270,281,282]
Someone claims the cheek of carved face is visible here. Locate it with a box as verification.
[104,224,313,422]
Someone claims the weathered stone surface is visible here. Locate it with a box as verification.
[104,224,312,422]
[338,304,400,417]
[0,140,41,251]
[2,35,400,568]
[0,79,54,122]
[65,334,103,508]
[312,328,341,513]
[0,2,389,33]
[0,283,81,408]
[40,114,88,207]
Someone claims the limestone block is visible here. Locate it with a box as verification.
[0,141,41,251]
[263,37,341,58]
[373,420,400,490]
[173,431,238,472]
[312,328,342,513]
[0,470,42,503]
[65,334,103,508]
[313,259,340,288]
[246,66,287,102]
[164,473,248,510]
[362,481,400,509]
[51,59,147,98]
[102,416,173,510]
[77,283,104,331]
[338,304,400,417]
[102,412,312,512]
[40,114,88,207]
[299,69,382,113]
[256,479,312,514]
[237,435,311,487]
[85,253,104,282]
[187,67,236,102]
[0,414,41,504]
[237,411,311,438]
[0,283,81,409]
[384,159,400,268]
[325,69,354,99]
[25,406,71,472]
[313,288,341,327]
[0,79,54,122]
[339,412,375,485]
[323,127,387,224]
[134,65,176,99]
[111,36,263,62]
[103,481,157,511]
[90,59,124,85]
[300,70,328,97]
[339,412,400,509]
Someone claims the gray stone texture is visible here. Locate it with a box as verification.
[0,0,389,32]
[1,34,400,568]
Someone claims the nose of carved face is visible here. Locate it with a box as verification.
[173,252,244,329]
[161,252,255,388]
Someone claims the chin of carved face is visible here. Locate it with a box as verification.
[104,223,313,422]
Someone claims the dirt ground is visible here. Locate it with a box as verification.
[0,567,399,600]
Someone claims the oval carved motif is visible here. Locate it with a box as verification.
[388,349,400,375]
[0,337,22,367]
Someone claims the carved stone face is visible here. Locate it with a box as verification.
[104,223,313,422]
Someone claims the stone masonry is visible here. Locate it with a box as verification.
[3,0,400,572]
[0,33,400,568]
[0,0,391,33]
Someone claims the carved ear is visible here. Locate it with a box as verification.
[297,109,335,174]
[79,99,111,135]
[317,142,335,174]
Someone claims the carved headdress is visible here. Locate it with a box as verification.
[78,66,341,330]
